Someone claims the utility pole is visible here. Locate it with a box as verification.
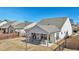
[47,34,49,47]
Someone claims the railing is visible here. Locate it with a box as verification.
[41,40,47,44]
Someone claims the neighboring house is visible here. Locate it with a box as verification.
[0,20,9,34]
[0,20,8,26]
[25,17,72,46]
[14,22,32,37]
[0,21,16,34]
[71,24,78,33]
[24,22,37,37]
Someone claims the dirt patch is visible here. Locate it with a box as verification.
[0,36,77,51]
[0,37,52,51]
[27,44,52,51]
[0,37,26,51]
[63,48,74,51]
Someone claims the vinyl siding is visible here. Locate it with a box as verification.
[59,18,72,39]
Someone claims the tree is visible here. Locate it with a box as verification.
[4,19,9,22]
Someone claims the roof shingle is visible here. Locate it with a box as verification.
[38,17,68,29]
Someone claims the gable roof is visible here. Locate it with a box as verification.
[37,24,60,34]
[0,21,8,26]
[11,22,21,26]
[0,21,16,28]
[24,22,37,30]
[14,22,32,29]
[38,17,68,29]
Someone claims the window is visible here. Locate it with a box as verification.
[0,28,1,30]
[10,30,13,33]
[61,32,63,34]
[31,33,36,39]
[41,34,43,39]
[2,28,7,33]
[56,32,59,40]
[41,34,47,40]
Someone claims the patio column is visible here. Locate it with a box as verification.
[47,34,49,47]
[39,34,41,40]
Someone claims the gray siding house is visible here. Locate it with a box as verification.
[25,17,72,46]
[13,22,32,37]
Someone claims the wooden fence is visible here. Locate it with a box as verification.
[0,33,19,40]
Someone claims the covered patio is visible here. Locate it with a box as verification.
[26,24,60,46]
[29,32,55,46]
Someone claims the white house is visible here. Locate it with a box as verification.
[25,17,72,46]
[0,20,8,26]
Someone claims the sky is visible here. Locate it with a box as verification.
[0,7,79,23]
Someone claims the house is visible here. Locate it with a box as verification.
[13,22,32,37]
[0,20,8,26]
[24,22,37,37]
[0,20,8,33]
[25,17,72,46]
[71,24,78,33]
[0,21,16,34]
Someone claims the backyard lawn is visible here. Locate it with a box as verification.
[0,37,26,51]
[0,37,52,51]
[0,35,78,51]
